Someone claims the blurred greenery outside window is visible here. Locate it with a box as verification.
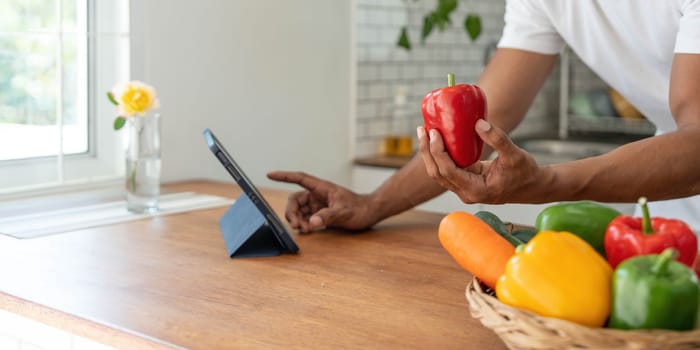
[0,0,89,161]
[0,1,130,193]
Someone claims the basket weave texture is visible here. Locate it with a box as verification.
[466,278,700,350]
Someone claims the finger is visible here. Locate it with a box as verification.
[426,129,462,190]
[427,129,491,197]
[428,129,458,172]
[308,207,342,231]
[267,171,329,194]
[466,160,485,174]
[475,120,520,166]
[285,191,307,230]
[417,127,441,180]
[308,215,325,231]
[299,219,312,233]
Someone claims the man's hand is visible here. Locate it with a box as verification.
[417,119,551,204]
[267,171,380,232]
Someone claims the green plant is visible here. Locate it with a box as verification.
[397,0,482,51]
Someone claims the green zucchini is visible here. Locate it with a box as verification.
[474,211,530,247]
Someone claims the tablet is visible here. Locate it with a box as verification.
[203,128,298,253]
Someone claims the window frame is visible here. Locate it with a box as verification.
[0,0,130,195]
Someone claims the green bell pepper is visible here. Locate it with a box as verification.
[610,248,700,330]
[535,201,620,257]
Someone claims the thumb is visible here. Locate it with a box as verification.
[475,119,519,161]
[308,207,341,230]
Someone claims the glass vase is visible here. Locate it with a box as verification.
[125,112,161,213]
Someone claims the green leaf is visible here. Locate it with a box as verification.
[465,14,482,41]
[397,26,411,50]
[107,91,119,106]
[434,0,456,32]
[431,10,452,32]
[113,116,126,130]
[435,16,448,31]
[437,0,457,14]
[421,15,434,42]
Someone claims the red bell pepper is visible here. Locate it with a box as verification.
[421,73,486,168]
[604,197,698,268]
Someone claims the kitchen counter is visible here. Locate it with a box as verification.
[0,180,507,349]
[354,154,414,169]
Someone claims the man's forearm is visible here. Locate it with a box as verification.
[543,126,700,203]
[367,154,446,220]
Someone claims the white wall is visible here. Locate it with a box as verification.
[130,1,353,190]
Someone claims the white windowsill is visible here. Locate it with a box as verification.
[0,176,123,203]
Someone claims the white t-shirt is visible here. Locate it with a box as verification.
[497,0,700,230]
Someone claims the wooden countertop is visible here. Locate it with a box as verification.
[0,180,507,350]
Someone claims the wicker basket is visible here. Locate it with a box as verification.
[466,278,700,350]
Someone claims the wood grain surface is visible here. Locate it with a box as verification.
[0,180,507,350]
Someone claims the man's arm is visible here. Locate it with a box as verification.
[366,48,559,218]
[546,53,700,202]
[419,53,700,204]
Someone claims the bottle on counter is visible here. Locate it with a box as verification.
[381,86,414,157]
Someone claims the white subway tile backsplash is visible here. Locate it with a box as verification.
[357,64,378,81]
[390,49,411,63]
[358,83,370,100]
[368,83,390,100]
[367,46,391,61]
[402,63,420,79]
[380,65,401,80]
[417,82,435,95]
[383,0,406,8]
[389,10,408,26]
[411,47,430,61]
[356,120,369,139]
[367,8,387,25]
[380,28,398,44]
[356,46,369,62]
[430,47,448,61]
[356,139,379,158]
[370,118,392,137]
[357,9,371,25]
[408,12,423,27]
[424,64,447,79]
[357,26,374,42]
[357,102,378,119]
[376,100,392,118]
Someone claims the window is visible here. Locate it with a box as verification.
[0,1,130,194]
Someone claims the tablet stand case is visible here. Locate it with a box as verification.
[219,195,285,257]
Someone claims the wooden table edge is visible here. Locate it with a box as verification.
[1,281,183,349]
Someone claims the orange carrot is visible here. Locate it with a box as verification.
[438,211,515,289]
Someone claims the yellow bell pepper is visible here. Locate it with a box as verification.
[495,231,612,327]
